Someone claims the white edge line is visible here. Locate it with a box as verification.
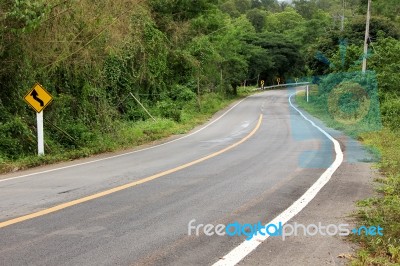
[212,90,344,266]
[0,97,249,183]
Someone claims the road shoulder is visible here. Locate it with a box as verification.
[239,160,376,265]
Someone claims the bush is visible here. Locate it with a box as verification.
[156,100,182,122]
[169,84,196,103]
[0,117,36,159]
[61,121,98,148]
[381,96,400,131]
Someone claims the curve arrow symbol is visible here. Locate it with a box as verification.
[30,89,44,107]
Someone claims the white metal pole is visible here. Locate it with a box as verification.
[37,111,44,156]
[306,85,309,102]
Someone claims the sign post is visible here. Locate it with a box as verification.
[37,111,44,155]
[24,83,53,156]
[260,80,265,90]
[306,85,309,102]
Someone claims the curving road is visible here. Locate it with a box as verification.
[0,88,340,265]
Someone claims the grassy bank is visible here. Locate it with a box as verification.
[296,90,400,265]
[0,88,254,174]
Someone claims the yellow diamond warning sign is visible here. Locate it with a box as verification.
[24,83,53,113]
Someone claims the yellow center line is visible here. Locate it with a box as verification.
[0,114,263,229]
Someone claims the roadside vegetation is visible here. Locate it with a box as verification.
[0,0,399,263]
[0,90,250,172]
[1,0,310,171]
[295,1,400,260]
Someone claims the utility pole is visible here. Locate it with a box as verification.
[341,0,345,31]
[362,0,371,73]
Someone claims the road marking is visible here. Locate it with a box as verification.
[0,115,263,229]
[212,91,344,266]
[0,97,250,183]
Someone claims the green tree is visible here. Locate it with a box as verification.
[249,32,305,82]
[217,16,253,94]
[246,8,267,32]
[359,0,400,25]
[369,35,400,95]
[293,0,318,19]
[264,7,306,44]
[251,0,280,11]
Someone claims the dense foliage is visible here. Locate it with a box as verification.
[0,0,399,263]
[0,0,303,160]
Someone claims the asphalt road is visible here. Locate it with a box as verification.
[0,88,346,265]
